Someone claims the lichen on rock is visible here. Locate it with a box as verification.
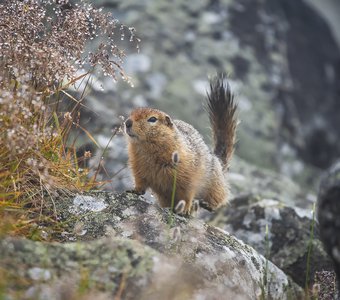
[0,191,303,299]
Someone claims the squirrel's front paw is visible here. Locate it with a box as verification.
[174,200,186,215]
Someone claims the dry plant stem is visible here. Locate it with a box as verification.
[91,127,119,186]
[114,272,127,300]
[111,165,127,179]
[259,224,270,300]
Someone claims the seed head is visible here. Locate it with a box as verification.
[84,151,92,159]
[172,226,181,242]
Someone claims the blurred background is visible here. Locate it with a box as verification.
[79,0,340,199]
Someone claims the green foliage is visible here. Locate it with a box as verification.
[260,224,270,300]
[305,203,316,298]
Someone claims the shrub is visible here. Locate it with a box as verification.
[0,0,138,236]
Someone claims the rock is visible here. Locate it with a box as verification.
[0,236,164,300]
[229,156,308,208]
[201,194,333,288]
[318,162,340,295]
[0,191,303,299]
[305,0,340,48]
[124,53,151,74]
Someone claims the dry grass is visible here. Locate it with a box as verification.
[0,0,138,237]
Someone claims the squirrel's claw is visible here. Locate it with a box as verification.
[174,200,186,215]
[191,200,200,216]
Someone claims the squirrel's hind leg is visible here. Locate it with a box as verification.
[201,179,228,211]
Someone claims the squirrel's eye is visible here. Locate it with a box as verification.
[147,116,157,123]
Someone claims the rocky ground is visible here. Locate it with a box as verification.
[1,159,339,299]
[0,191,305,299]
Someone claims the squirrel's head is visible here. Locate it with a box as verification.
[124,108,174,143]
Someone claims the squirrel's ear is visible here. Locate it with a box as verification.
[165,115,173,127]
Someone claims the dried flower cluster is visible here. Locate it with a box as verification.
[0,0,138,227]
[0,0,138,89]
[0,83,66,194]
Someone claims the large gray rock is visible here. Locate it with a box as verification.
[0,191,303,299]
[228,156,308,208]
[318,162,340,296]
[1,237,160,300]
[201,194,333,288]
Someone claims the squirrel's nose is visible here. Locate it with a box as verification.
[125,118,133,128]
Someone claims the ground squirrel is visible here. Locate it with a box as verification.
[124,74,238,214]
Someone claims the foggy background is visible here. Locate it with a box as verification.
[79,0,340,198]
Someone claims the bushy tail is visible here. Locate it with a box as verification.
[206,74,237,170]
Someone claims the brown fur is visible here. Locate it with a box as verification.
[207,73,237,169]
[125,74,237,214]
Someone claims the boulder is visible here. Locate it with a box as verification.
[201,194,333,288]
[0,191,303,299]
[318,162,340,296]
